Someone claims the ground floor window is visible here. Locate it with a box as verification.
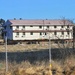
[54,32,57,35]
[16,32,19,35]
[62,32,64,35]
[30,32,33,35]
[40,32,42,35]
[23,32,25,35]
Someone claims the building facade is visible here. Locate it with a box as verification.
[3,19,74,41]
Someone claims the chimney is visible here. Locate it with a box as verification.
[20,18,22,20]
[14,18,16,20]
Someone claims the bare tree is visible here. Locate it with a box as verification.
[56,17,74,59]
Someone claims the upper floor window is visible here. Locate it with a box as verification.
[16,26,19,29]
[30,25,33,27]
[54,26,57,28]
[10,26,12,29]
[61,26,64,28]
[47,26,49,28]
[39,26,42,28]
[67,25,69,28]
[22,26,25,28]
[22,26,25,30]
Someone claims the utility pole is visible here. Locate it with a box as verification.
[5,36,8,73]
[48,33,52,75]
[46,26,52,75]
[49,36,51,65]
[73,26,75,50]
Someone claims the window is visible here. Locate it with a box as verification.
[40,32,42,35]
[23,32,25,35]
[39,26,42,28]
[22,26,25,30]
[23,26,25,28]
[16,32,19,37]
[62,32,64,35]
[47,26,49,28]
[10,26,12,29]
[30,25,33,27]
[54,26,57,28]
[67,32,69,35]
[30,32,33,35]
[67,25,69,28]
[16,32,19,35]
[45,33,47,35]
[54,32,57,35]
[22,32,25,37]
[16,26,19,29]
[61,26,64,28]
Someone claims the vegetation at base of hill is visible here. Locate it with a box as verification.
[0,55,75,75]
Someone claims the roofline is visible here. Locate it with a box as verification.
[11,24,74,26]
[6,19,74,26]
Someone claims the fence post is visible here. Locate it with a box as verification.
[49,36,52,75]
[5,36,8,73]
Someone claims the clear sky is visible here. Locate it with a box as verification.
[0,0,75,21]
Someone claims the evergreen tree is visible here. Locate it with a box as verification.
[0,18,5,38]
[0,18,5,25]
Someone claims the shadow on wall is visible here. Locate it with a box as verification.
[0,48,74,63]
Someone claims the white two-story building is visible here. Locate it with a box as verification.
[3,19,74,41]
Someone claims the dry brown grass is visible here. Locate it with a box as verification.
[0,41,72,52]
[0,42,49,52]
[0,56,75,75]
[0,42,74,75]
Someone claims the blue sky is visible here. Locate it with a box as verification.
[0,0,75,21]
